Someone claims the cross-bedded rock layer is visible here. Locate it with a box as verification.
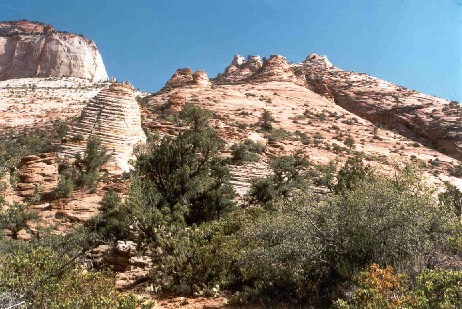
[59,83,146,172]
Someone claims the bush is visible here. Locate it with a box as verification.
[56,136,109,197]
[315,167,456,274]
[230,139,265,163]
[241,166,458,304]
[0,247,137,308]
[265,128,291,142]
[336,265,462,309]
[335,264,415,308]
[237,203,325,303]
[248,153,311,209]
[449,164,462,177]
[334,154,372,193]
[86,189,131,241]
[414,268,462,308]
[0,203,39,239]
[135,104,235,225]
[258,109,275,132]
[56,171,75,198]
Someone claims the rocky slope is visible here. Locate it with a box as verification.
[0,77,108,130]
[0,20,107,81]
[2,50,461,307]
[145,53,462,192]
[298,54,462,162]
[211,53,462,162]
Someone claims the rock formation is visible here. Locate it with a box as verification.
[168,91,187,111]
[299,54,462,161]
[0,20,107,81]
[192,70,211,86]
[163,68,210,90]
[59,83,146,172]
[15,153,58,197]
[251,54,299,83]
[218,54,263,83]
[209,52,462,161]
[144,52,462,194]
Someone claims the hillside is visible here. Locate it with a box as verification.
[1,21,462,309]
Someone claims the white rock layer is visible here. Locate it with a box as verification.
[59,83,146,172]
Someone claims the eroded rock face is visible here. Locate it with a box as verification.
[165,68,193,88]
[15,153,58,197]
[299,54,462,161]
[192,70,211,86]
[59,83,146,172]
[0,20,108,81]
[210,52,461,161]
[168,91,187,111]
[163,68,211,90]
[251,54,298,83]
[219,54,263,83]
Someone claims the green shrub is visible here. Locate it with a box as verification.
[0,247,137,308]
[248,153,311,209]
[414,268,462,308]
[334,154,372,193]
[448,164,462,177]
[0,203,39,239]
[241,166,458,303]
[266,128,291,141]
[258,109,275,132]
[56,169,76,198]
[230,139,265,163]
[135,104,235,225]
[86,189,131,241]
[336,265,462,309]
[315,167,455,274]
[237,203,325,303]
[56,136,109,196]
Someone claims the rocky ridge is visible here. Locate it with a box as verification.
[59,83,146,172]
[0,20,107,81]
[298,55,462,161]
[211,53,462,162]
[145,53,462,192]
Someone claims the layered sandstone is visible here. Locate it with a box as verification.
[217,54,263,84]
[163,68,210,90]
[299,54,462,161]
[59,83,146,172]
[15,153,58,197]
[0,77,108,130]
[0,20,107,81]
[251,54,299,83]
[144,53,462,193]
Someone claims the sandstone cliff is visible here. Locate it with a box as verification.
[209,53,462,162]
[59,83,146,172]
[0,20,107,81]
[298,53,462,161]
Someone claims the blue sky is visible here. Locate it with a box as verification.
[1,0,461,101]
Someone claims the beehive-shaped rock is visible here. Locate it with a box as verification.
[59,83,146,172]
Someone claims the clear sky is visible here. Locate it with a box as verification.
[1,0,461,101]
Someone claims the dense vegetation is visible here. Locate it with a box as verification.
[1,105,462,307]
